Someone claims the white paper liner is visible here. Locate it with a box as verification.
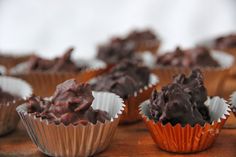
[17,92,125,157]
[0,76,32,135]
[140,96,230,124]
[0,65,6,75]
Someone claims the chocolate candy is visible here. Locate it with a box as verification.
[92,60,150,99]
[97,29,159,64]
[26,79,110,125]
[27,48,87,72]
[214,34,236,49]
[149,69,210,126]
[156,46,219,68]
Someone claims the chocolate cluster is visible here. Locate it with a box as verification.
[97,29,159,64]
[92,60,150,99]
[149,69,210,126]
[27,48,87,72]
[156,46,220,68]
[26,79,110,125]
[214,34,236,49]
[0,88,18,103]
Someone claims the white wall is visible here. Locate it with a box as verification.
[0,0,235,58]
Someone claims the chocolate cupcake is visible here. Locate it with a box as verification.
[0,76,32,136]
[91,60,158,123]
[153,46,234,96]
[97,29,160,66]
[140,70,230,153]
[10,47,107,97]
[17,79,124,157]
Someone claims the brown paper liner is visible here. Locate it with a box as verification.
[17,92,125,157]
[140,97,231,153]
[11,68,109,97]
[0,54,32,69]
[230,92,236,117]
[0,76,32,136]
[152,67,229,96]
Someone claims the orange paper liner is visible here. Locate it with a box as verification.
[0,76,32,136]
[17,92,125,157]
[140,97,231,153]
[11,67,109,97]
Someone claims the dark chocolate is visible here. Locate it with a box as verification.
[92,60,150,99]
[26,79,110,125]
[97,29,159,64]
[27,48,87,72]
[156,46,220,68]
[149,69,210,126]
[214,34,236,49]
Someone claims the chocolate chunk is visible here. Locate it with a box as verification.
[27,48,87,72]
[156,46,220,68]
[214,34,236,49]
[0,88,19,103]
[92,60,150,99]
[26,79,110,125]
[97,29,159,64]
[149,69,210,126]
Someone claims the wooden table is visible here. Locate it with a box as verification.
[0,121,236,157]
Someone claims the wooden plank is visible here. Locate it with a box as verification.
[0,122,236,157]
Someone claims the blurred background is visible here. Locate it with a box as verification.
[0,0,236,58]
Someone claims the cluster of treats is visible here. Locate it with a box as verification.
[149,69,210,126]
[26,79,110,125]
[0,88,18,103]
[156,46,219,68]
[92,60,150,99]
[214,34,236,49]
[97,29,159,64]
[27,48,87,72]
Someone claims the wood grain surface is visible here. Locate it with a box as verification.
[0,121,236,157]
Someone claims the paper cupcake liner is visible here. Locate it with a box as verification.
[0,53,32,69]
[0,76,32,136]
[139,96,231,153]
[10,59,109,97]
[17,92,125,157]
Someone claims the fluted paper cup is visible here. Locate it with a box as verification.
[17,92,125,157]
[139,96,231,153]
[90,74,159,124]
[0,76,32,136]
[10,59,109,97]
[153,50,234,96]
